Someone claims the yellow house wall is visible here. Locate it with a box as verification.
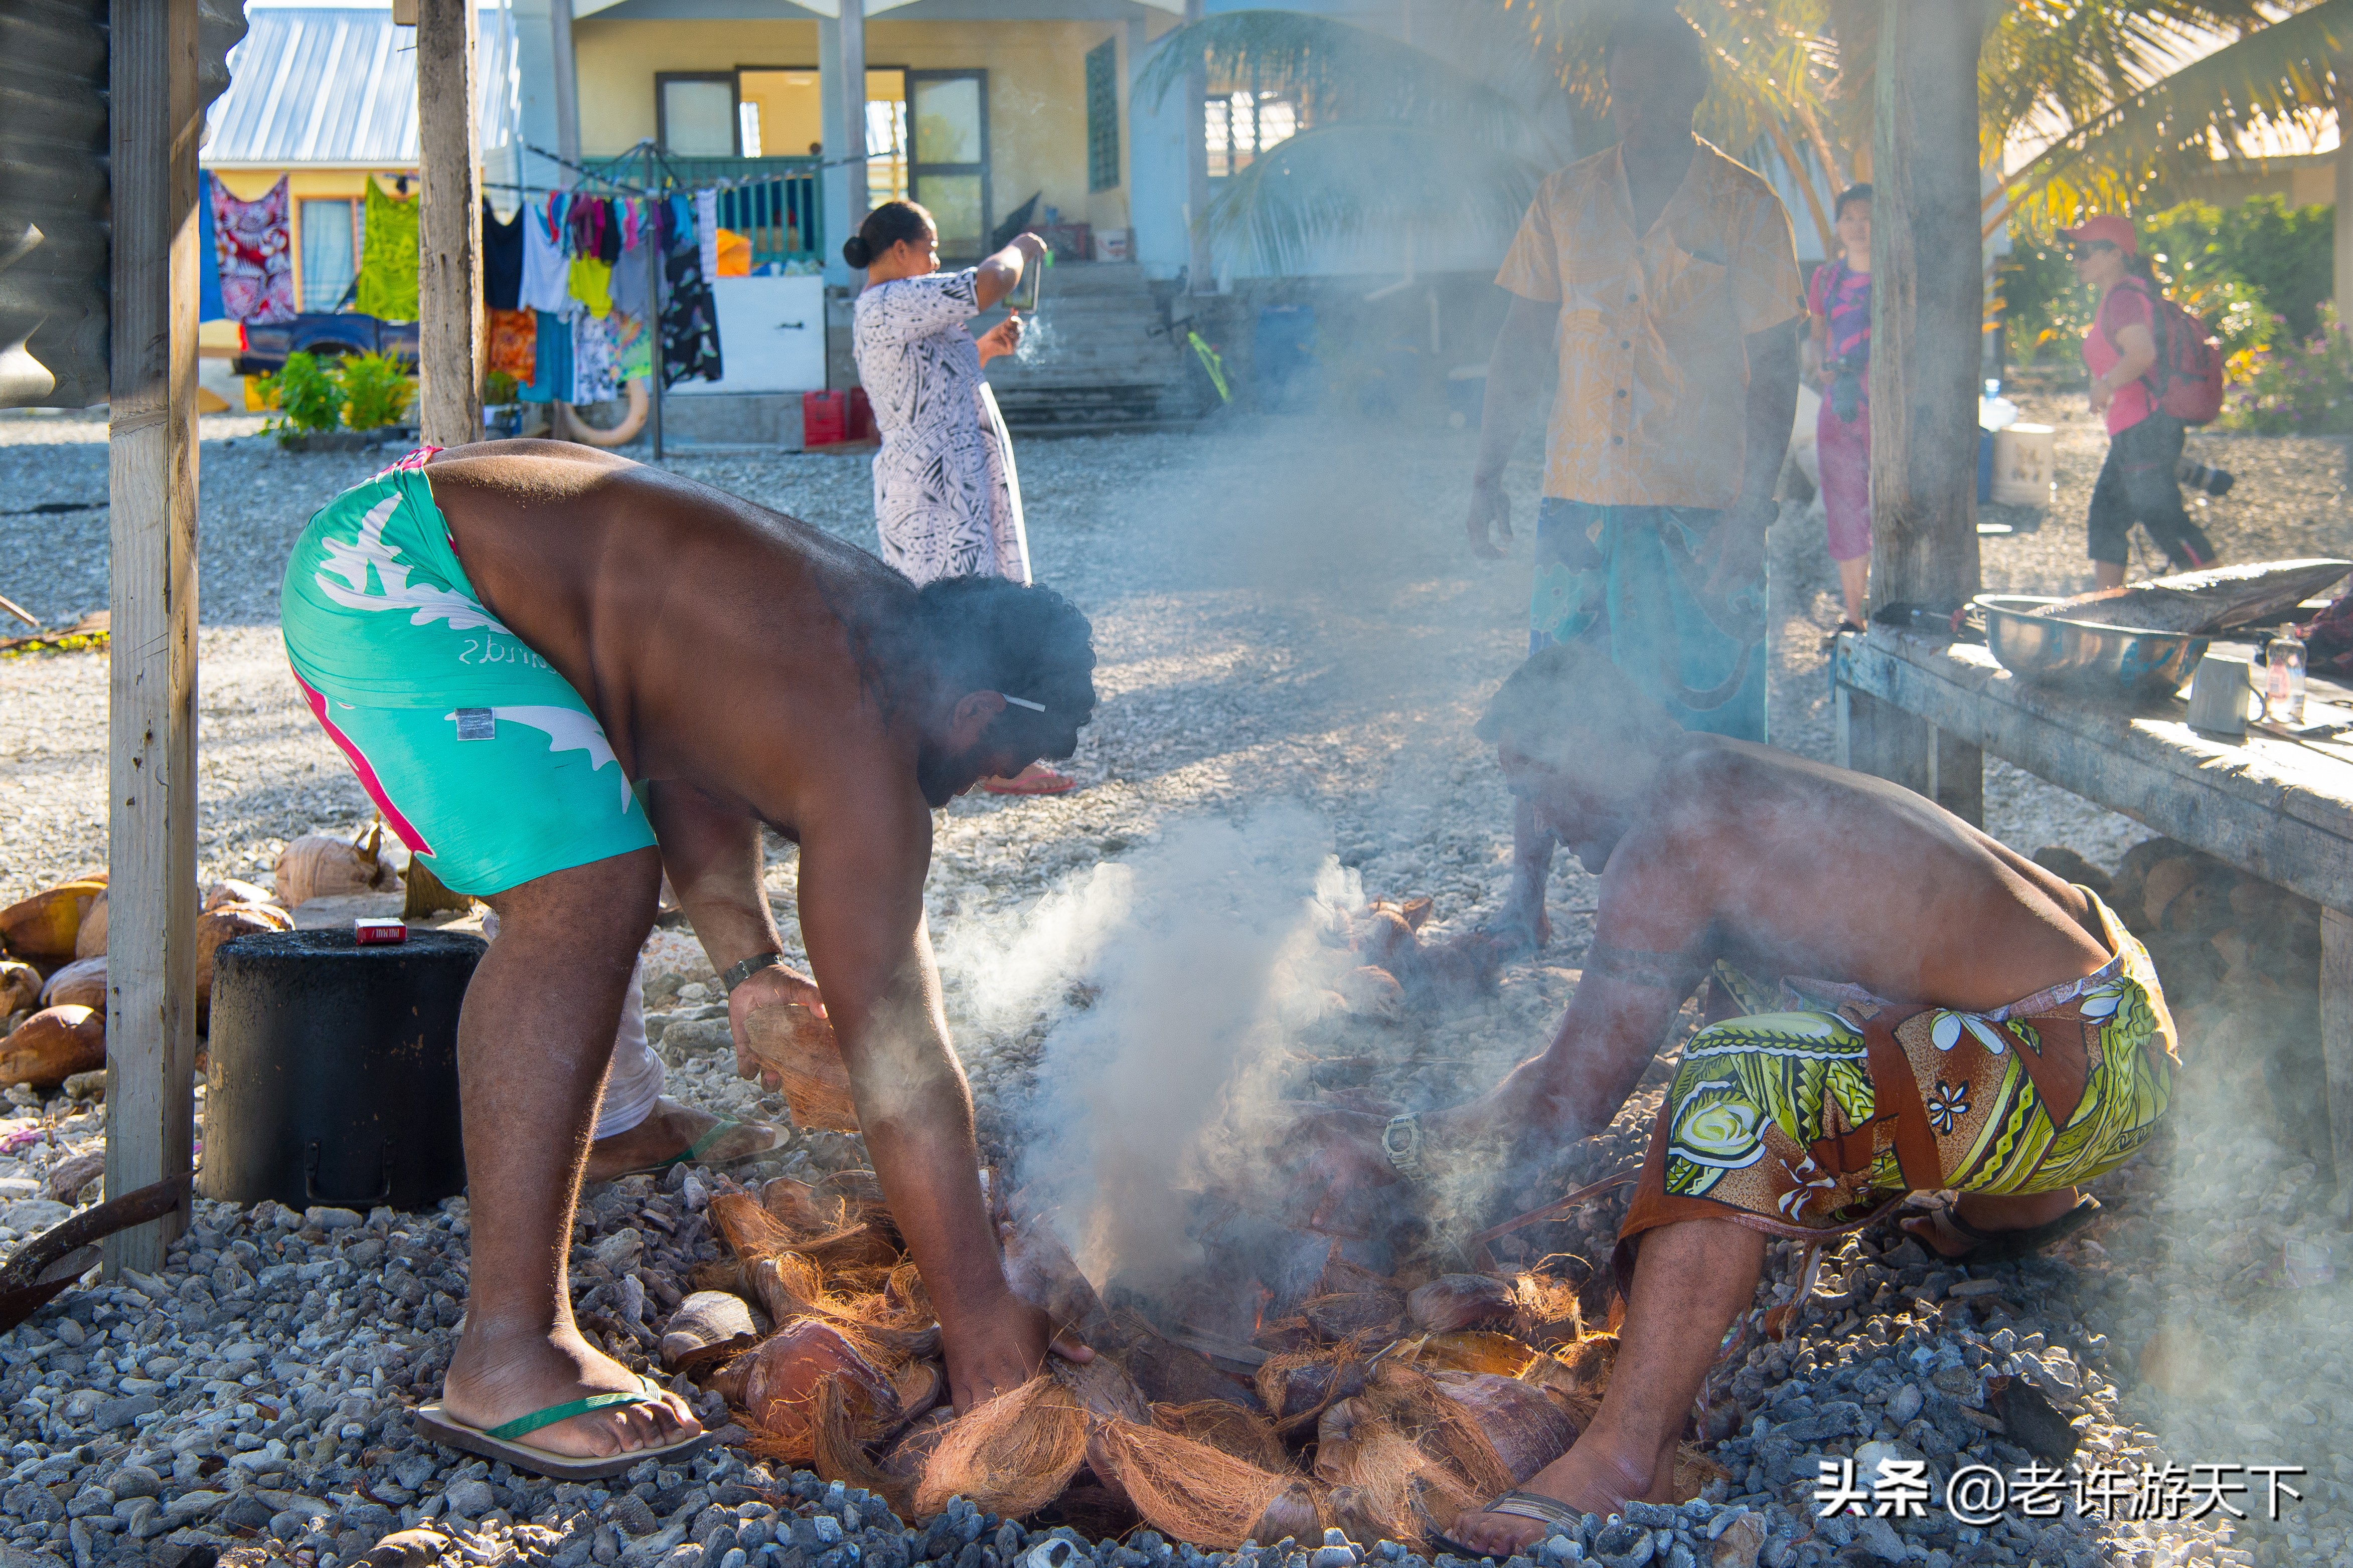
[574,17,1129,235]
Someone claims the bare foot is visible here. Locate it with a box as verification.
[1902,1188,2082,1260]
[979,762,1075,795]
[1480,895,1551,958]
[583,1097,781,1184]
[1450,1440,1659,1556]
[440,1318,701,1461]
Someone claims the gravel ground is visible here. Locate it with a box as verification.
[3,397,2351,1567]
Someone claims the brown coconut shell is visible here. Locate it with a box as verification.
[196,903,294,1018]
[0,1006,106,1090]
[41,957,106,1012]
[1150,1400,1290,1472]
[1429,1369,1578,1483]
[743,1001,859,1131]
[718,1318,898,1461]
[1256,1342,1371,1430]
[1406,1275,1515,1334]
[203,878,278,912]
[72,891,106,959]
[1404,1330,1539,1377]
[0,959,40,1017]
[1001,1217,1112,1344]
[1301,1289,1406,1341]
[1055,1352,1151,1424]
[1084,1418,1302,1550]
[880,1408,957,1488]
[1119,1318,1266,1412]
[272,825,397,907]
[0,880,106,960]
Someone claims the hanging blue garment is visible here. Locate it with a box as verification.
[198,171,225,322]
[519,307,572,403]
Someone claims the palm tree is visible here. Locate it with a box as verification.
[1138,0,2340,274]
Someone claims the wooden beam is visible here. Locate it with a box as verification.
[416,0,483,448]
[1855,1,1988,823]
[840,0,868,235]
[106,0,203,1273]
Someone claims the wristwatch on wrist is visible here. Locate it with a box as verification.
[1382,1114,1427,1181]
[722,951,786,995]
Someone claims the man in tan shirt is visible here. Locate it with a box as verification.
[1467,10,1804,952]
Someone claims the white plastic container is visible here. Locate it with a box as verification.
[1991,423,2056,506]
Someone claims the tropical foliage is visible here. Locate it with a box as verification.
[1138,1,2348,272]
[253,350,417,443]
[2218,305,2353,433]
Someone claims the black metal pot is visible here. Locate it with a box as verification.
[199,928,485,1213]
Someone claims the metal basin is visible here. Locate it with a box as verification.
[1976,594,2207,698]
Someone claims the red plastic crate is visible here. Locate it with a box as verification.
[804,388,875,450]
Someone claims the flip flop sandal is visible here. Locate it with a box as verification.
[1425,1490,1587,1560]
[980,769,1076,796]
[413,1373,714,1480]
[609,1118,785,1181]
[1908,1195,2101,1265]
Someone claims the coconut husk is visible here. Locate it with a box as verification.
[1428,1370,1578,1484]
[401,857,475,920]
[1120,1320,1266,1412]
[196,903,294,1019]
[688,1258,745,1296]
[40,956,105,1012]
[659,1290,757,1372]
[1337,967,1405,1020]
[72,891,106,959]
[880,1408,957,1488]
[1313,1394,1479,1549]
[1401,1330,1538,1377]
[1150,1401,1289,1472]
[1507,1272,1584,1349]
[1252,1319,1322,1358]
[722,1318,900,1462]
[1084,1418,1299,1551]
[1250,1481,1329,1545]
[1671,1447,1732,1504]
[809,1370,918,1518]
[0,880,105,960]
[1055,1353,1151,1424]
[0,960,40,1017]
[1256,1339,1372,1431]
[0,1006,105,1090]
[272,825,396,907]
[744,1001,859,1131]
[890,1358,947,1429]
[1360,1362,1516,1503]
[1316,1254,1397,1297]
[740,1254,939,1364]
[762,1175,850,1236]
[913,1375,1089,1520]
[1300,1290,1405,1341]
[1405,1275,1514,1335]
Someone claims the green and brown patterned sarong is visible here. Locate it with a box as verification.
[1619,889,2176,1246]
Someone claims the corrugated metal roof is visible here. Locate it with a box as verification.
[202,6,519,167]
[0,0,251,409]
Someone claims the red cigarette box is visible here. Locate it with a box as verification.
[353,918,407,945]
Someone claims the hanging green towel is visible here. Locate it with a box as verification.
[357,176,420,322]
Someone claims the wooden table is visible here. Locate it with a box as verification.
[1832,625,2353,1212]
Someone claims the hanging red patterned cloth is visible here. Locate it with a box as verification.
[486,308,537,383]
[211,175,296,324]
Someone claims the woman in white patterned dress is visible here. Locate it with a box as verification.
[849,201,1071,792]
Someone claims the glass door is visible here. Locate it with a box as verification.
[907,70,988,261]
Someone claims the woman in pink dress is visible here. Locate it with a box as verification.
[1804,184,1873,633]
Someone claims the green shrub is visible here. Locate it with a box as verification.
[257,351,345,436]
[2218,306,2353,435]
[340,353,415,431]
[483,369,520,406]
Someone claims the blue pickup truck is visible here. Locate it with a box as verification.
[233,313,418,377]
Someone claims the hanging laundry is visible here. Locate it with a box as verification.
[660,194,723,388]
[696,190,720,284]
[520,193,571,315]
[609,311,652,385]
[520,308,570,403]
[568,254,614,319]
[596,197,622,265]
[198,172,226,322]
[570,309,618,404]
[567,197,606,266]
[487,307,536,384]
[610,232,651,320]
[210,173,296,324]
[357,175,421,322]
[482,202,524,312]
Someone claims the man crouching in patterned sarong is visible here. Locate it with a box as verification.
[1299,642,2176,1550]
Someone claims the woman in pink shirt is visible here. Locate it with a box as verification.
[2065,214,2217,588]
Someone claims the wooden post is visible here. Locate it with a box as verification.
[2326,909,2353,1215]
[1853,0,1986,826]
[2336,77,2353,323]
[417,0,483,448]
[106,0,202,1273]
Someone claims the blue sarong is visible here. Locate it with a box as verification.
[1529,498,1768,742]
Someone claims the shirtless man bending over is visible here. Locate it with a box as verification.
[1305,644,2176,1548]
[279,442,1097,1476]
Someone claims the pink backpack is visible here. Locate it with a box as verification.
[2115,278,2224,425]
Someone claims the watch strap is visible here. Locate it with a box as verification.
[722,951,786,995]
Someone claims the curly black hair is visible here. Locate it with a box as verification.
[912,576,1098,761]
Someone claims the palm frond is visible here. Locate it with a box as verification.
[1199,121,1549,274]
[1997,0,2353,231]
[1980,0,2283,157]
